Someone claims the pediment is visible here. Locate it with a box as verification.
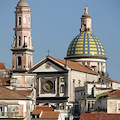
[31,57,67,73]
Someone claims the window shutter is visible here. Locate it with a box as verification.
[19,105,23,116]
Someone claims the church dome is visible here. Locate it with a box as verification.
[17,0,29,7]
[67,32,105,57]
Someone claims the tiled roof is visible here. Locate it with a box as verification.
[17,90,32,95]
[105,78,120,84]
[0,63,6,69]
[0,77,10,86]
[108,90,120,97]
[31,110,42,115]
[31,106,60,119]
[31,106,53,115]
[36,106,53,111]
[41,111,60,119]
[0,86,29,100]
[80,113,120,120]
[50,56,99,75]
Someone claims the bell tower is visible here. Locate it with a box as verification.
[11,0,34,72]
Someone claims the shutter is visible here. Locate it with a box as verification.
[19,105,23,116]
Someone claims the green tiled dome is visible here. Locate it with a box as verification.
[67,32,105,57]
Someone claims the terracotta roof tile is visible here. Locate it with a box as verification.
[0,77,10,86]
[31,110,42,115]
[108,90,120,97]
[17,90,32,95]
[50,56,99,75]
[31,106,53,115]
[0,86,29,100]
[80,113,120,120]
[105,78,120,83]
[0,63,6,69]
[36,106,53,111]
[41,111,60,119]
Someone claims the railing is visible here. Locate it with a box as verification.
[0,112,23,118]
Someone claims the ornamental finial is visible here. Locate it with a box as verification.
[85,7,88,14]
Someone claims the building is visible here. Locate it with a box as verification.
[1,0,119,120]
[0,86,32,120]
[96,89,120,113]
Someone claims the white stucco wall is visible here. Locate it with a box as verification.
[112,82,120,89]
[68,69,98,102]
[107,99,120,113]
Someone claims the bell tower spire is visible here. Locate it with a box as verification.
[11,0,34,72]
[80,7,92,33]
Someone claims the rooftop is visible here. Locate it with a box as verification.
[80,113,120,120]
[31,106,53,115]
[0,86,29,100]
[0,77,10,86]
[51,56,99,75]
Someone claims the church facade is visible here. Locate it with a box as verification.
[7,0,120,120]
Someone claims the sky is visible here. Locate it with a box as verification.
[0,0,120,81]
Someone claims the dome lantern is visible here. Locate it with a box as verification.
[80,7,92,33]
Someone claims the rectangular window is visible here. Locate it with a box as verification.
[19,17,21,25]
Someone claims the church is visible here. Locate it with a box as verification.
[1,0,120,120]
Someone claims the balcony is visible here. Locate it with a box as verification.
[0,112,23,118]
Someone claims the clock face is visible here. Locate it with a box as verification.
[44,80,53,92]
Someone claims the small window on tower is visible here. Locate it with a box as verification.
[19,17,21,25]
[19,36,21,46]
[17,56,22,68]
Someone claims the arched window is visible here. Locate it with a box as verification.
[60,84,64,93]
[18,36,21,46]
[17,56,22,68]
